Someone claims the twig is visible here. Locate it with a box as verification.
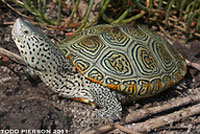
[126,103,200,133]
[0,47,25,66]
[124,93,200,123]
[186,59,200,71]
[158,25,176,40]
[2,0,34,20]
[4,21,57,32]
[0,77,12,84]
[10,0,24,7]
[114,123,143,134]
[2,22,14,25]
[195,32,200,38]
[80,123,114,134]
[83,93,200,134]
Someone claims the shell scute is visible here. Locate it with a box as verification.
[100,50,134,76]
[101,26,130,47]
[61,24,187,99]
[86,67,105,83]
[70,36,107,60]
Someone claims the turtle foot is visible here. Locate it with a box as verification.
[97,107,122,121]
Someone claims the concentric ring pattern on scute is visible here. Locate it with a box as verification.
[100,50,134,77]
[69,36,107,60]
[61,24,187,99]
[129,42,160,75]
[100,26,130,47]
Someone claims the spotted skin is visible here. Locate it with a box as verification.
[90,83,122,120]
[12,18,187,120]
[12,18,122,120]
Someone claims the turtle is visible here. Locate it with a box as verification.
[11,18,187,120]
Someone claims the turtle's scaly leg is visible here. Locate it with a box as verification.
[12,18,122,120]
[90,83,122,120]
[73,97,97,107]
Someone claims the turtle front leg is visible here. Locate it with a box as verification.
[90,83,122,121]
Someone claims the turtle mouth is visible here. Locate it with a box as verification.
[12,18,21,35]
[12,18,27,49]
[12,27,26,50]
[11,28,18,42]
[12,19,22,43]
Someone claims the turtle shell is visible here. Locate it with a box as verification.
[60,24,187,99]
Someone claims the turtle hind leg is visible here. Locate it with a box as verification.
[90,83,122,121]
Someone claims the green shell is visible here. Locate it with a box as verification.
[60,24,187,99]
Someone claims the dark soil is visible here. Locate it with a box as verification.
[0,1,200,134]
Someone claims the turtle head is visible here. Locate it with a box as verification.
[12,18,65,72]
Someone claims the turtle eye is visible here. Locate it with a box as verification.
[23,29,29,34]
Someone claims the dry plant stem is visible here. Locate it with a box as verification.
[3,22,14,25]
[186,59,200,71]
[110,103,200,133]
[0,77,12,84]
[0,47,25,66]
[10,0,24,7]
[195,32,200,38]
[124,94,200,123]
[4,21,57,30]
[158,25,175,40]
[114,123,143,134]
[83,93,200,134]
[80,124,114,134]
[128,103,200,133]
[2,0,34,19]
